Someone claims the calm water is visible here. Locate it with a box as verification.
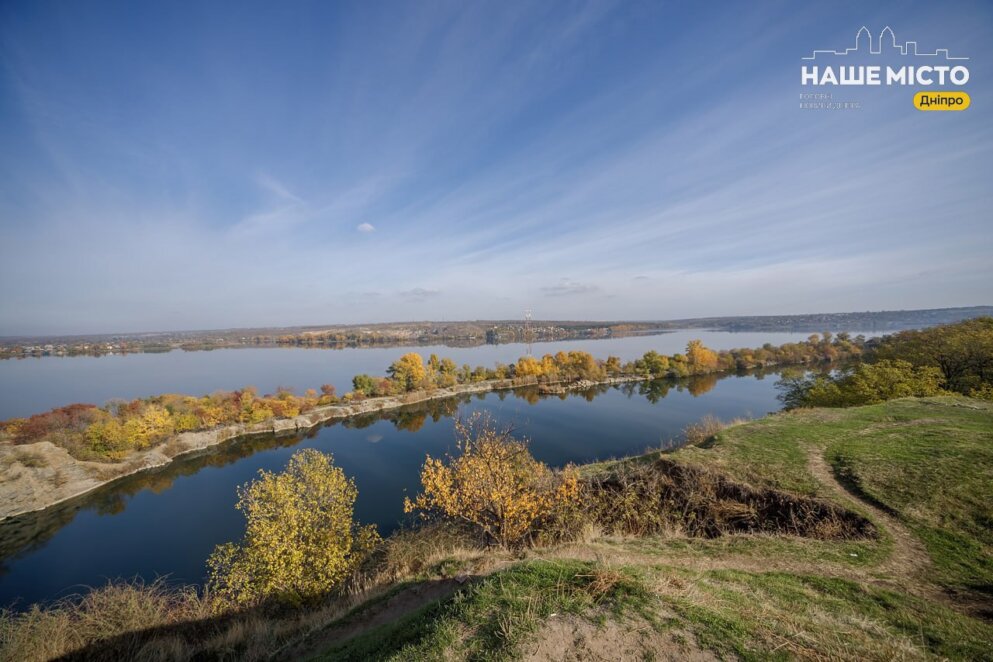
[1,370,785,608]
[0,330,875,420]
[0,331,880,609]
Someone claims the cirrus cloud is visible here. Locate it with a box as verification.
[540,279,599,297]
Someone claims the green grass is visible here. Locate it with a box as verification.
[318,553,993,662]
[600,530,890,569]
[316,560,658,661]
[655,567,993,661]
[663,414,825,496]
[671,396,993,597]
[821,397,993,595]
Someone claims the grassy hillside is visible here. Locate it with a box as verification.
[304,396,993,660]
[4,397,991,660]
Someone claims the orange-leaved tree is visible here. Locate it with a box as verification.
[404,414,579,548]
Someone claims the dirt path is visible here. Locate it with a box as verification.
[276,577,465,661]
[283,449,975,659]
[802,445,944,601]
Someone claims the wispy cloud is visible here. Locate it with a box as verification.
[255,173,303,204]
[0,2,990,334]
[540,279,599,297]
[398,287,441,301]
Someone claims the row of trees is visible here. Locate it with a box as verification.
[779,318,993,408]
[778,360,944,409]
[350,333,863,398]
[3,386,338,461]
[2,334,863,461]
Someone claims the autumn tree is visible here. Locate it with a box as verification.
[870,317,993,397]
[515,355,543,379]
[686,340,719,373]
[404,414,579,548]
[388,353,427,392]
[207,449,379,607]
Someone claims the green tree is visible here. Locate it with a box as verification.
[352,374,378,397]
[637,351,669,376]
[778,360,944,408]
[871,317,993,396]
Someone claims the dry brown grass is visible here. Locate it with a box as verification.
[0,580,210,662]
[682,415,748,446]
[582,457,875,541]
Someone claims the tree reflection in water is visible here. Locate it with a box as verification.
[0,367,797,573]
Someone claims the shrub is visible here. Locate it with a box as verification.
[778,360,944,408]
[404,414,579,548]
[207,449,380,608]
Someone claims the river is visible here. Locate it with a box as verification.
[0,331,873,608]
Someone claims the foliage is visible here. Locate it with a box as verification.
[387,353,427,391]
[685,339,719,373]
[779,360,944,408]
[0,386,337,461]
[207,449,380,607]
[868,316,993,397]
[404,414,579,548]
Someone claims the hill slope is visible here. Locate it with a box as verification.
[306,397,993,660]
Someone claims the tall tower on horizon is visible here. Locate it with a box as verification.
[524,309,533,356]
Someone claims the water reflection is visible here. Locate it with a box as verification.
[0,368,797,572]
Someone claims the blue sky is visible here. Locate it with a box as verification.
[1,1,991,335]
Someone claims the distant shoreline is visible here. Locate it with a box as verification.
[2,305,989,359]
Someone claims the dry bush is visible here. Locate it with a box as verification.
[353,521,484,589]
[577,565,626,602]
[584,458,875,540]
[13,450,49,469]
[0,580,209,662]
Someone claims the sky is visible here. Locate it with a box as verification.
[1,0,991,335]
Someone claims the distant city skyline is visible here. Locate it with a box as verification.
[1,1,991,335]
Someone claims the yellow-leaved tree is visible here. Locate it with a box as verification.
[686,339,719,373]
[207,449,379,607]
[388,353,427,391]
[404,414,579,548]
